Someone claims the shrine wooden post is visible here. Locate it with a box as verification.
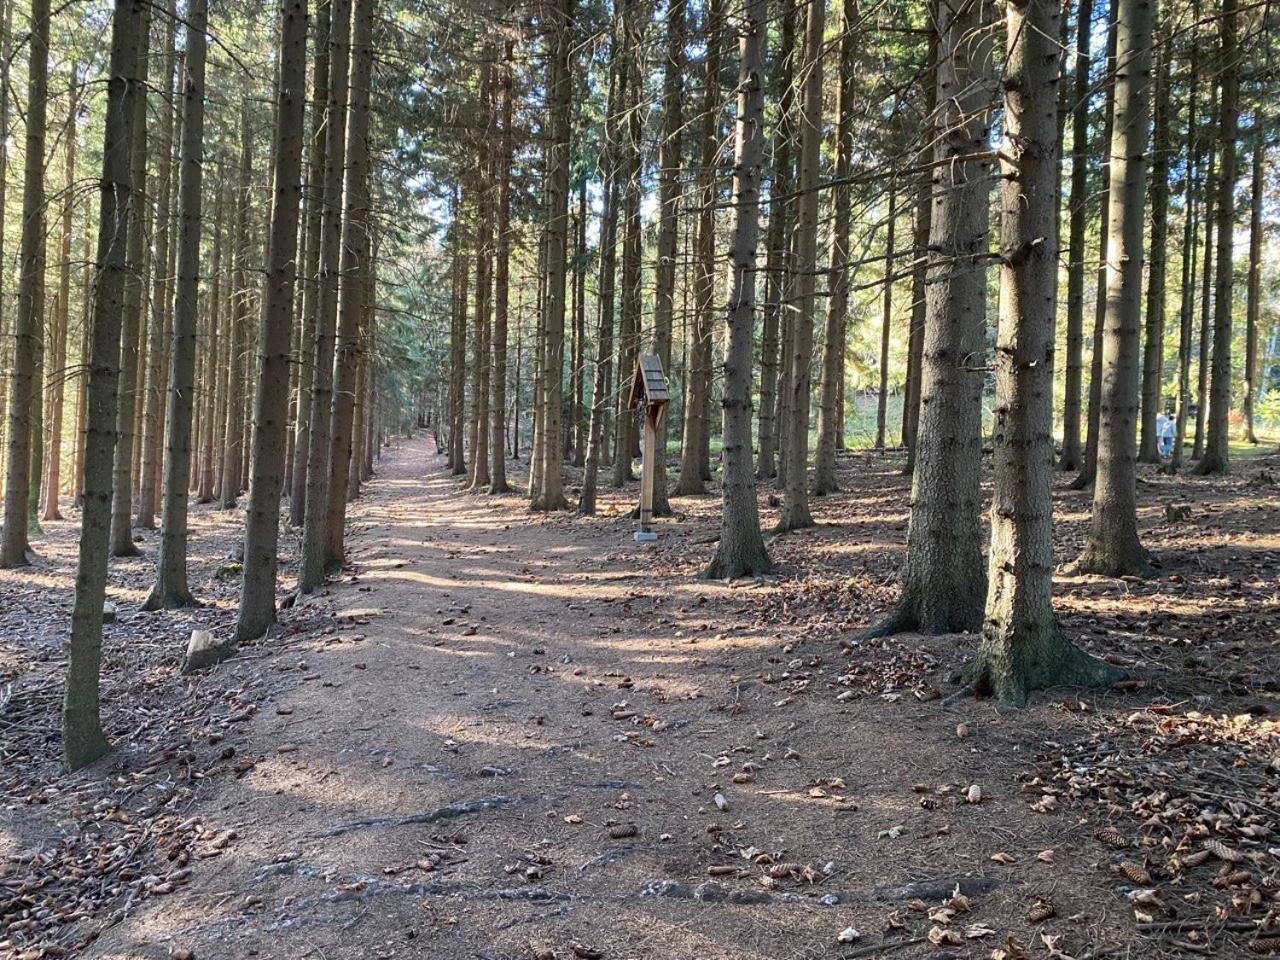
[628,355,670,542]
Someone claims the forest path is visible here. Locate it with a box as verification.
[87,433,1119,960]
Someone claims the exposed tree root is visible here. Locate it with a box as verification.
[1073,541,1155,579]
[965,634,1126,708]
[321,795,528,837]
[701,548,773,582]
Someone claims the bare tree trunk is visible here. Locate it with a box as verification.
[0,0,11,475]
[108,1,151,557]
[73,216,92,504]
[1196,0,1239,475]
[289,0,331,525]
[234,0,309,642]
[0,0,50,566]
[902,27,936,475]
[218,104,253,510]
[649,0,685,515]
[1072,0,1117,489]
[570,181,587,467]
[64,0,143,770]
[611,0,643,490]
[578,25,625,515]
[972,0,1122,704]
[865,0,992,637]
[813,0,856,496]
[490,41,515,495]
[137,3,177,527]
[41,71,78,523]
[143,0,207,611]
[1075,0,1154,577]
[450,239,469,476]
[1242,122,1263,445]
[874,186,896,451]
[1171,56,1198,473]
[673,0,722,497]
[773,0,824,534]
[197,188,224,502]
[706,0,771,579]
[531,0,574,511]
[298,0,351,592]
[1137,43,1169,464]
[324,0,377,565]
[469,62,494,492]
[1193,142,1215,461]
[756,0,795,481]
[1058,0,1092,471]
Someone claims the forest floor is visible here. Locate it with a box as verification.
[2,433,1279,960]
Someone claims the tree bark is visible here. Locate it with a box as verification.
[813,0,856,496]
[1193,142,1215,461]
[468,61,494,492]
[234,0,309,643]
[1073,0,1118,489]
[289,0,331,525]
[611,0,643,490]
[490,40,515,495]
[73,216,92,504]
[1058,0,1092,471]
[756,0,795,481]
[197,188,224,502]
[705,0,772,580]
[41,72,78,523]
[570,180,587,467]
[1242,121,1263,445]
[874,187,896,451]
[1170,55,1198,473]
[219,103,253,510]
[1196,0,1239,475]
[902,28,936,475]
[324,0,377,565]
[0,0,12,480]
[972,0,1122,705]
[0,0,50,566]
[650,0,685,515]
[578,23,625,515]
[1075,0,1155,577]
[673,0,722,497]
[865,0,992,637]
[108,1,151,557]
[298,0,351,591]
[773,0,824,534]
[144,0,207,611]
[531,0,574,512]
[137,3,178,527]
[64,0,143,770]
[1137,43,1170,464]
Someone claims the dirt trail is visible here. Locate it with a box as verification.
[80,435,1212,959]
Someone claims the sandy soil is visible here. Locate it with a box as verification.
[4,434,1278,960]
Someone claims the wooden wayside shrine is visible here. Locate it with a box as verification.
[628,355,670,542]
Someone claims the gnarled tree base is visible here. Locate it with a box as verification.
[530,493,569,512]
[702,540,773,581]
[142,586,199,611]
[811,477,839,497]
[966,630,1125,708]
[861,589,985,641]
[63,725,110,773]
[1067,469,1093,491]
[772,506,814,536]
[1193,452,1228,476]
[1073,538,1154,579]
[672,476,706,497]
